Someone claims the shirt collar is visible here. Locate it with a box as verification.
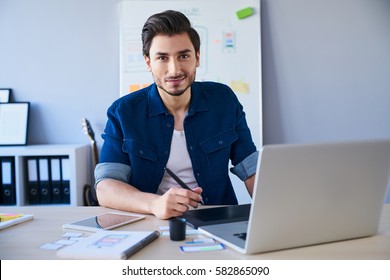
[148,82,209,117]
[148,84,166,116]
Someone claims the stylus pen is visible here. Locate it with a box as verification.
[164,167,204,205]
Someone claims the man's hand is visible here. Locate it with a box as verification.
[150,187,203,219]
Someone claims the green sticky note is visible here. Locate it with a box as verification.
[236,7,254,20]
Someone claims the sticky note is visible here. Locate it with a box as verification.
[185,238,216,244]
[129,84,140,93]
[231,80,249,94]
[180,243,225,253]
[39,243,64,250]
[236,7,254,20]
[0,214,22,222]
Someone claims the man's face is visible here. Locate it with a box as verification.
[144,33,200,97]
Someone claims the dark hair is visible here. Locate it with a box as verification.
[141,10,201,57]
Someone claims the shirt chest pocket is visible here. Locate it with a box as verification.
[200,130,238,175]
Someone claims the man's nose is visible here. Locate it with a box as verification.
[168,58,181,74]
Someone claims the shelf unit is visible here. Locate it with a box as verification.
[0,144,90,206]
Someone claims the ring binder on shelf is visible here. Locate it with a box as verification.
[38,158,51,204]
[1,157,16,205]
[61,157,71,204]
[27,158,40,204]
[50,157,62,204]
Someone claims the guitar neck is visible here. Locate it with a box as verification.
[91,141,99,168]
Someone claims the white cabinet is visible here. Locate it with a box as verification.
[0,144,90,206]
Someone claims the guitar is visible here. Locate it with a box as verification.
[81,117,99,206]
[82,117,99,168]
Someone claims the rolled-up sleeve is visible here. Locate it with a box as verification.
[230,151,259,181]
[94,162,132,188]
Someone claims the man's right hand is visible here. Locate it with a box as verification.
[150,187,203,219]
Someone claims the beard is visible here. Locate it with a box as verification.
[157,83,190,97]
[154,72,196,97]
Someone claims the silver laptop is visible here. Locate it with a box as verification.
[198,139,390,254]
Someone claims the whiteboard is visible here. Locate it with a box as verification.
[120,0,262,202]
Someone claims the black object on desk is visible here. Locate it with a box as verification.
[182,204,251,229]
[169,217,187,241]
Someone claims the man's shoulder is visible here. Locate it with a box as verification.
[194,81,236,101]
[195,81,231,92]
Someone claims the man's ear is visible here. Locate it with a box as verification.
[196,51,200,67]
[144,55,151,71]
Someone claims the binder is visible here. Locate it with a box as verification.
[50,157,62,204]
[1,157,16,205]
[0,158,3,204]
[38,158,51,204]
[27,158,40,204]
[61,157,71,204]
[0,160,2,205]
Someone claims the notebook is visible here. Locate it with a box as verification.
[57,230,160,259]
[198,139,390,254]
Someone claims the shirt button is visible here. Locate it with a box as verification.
[218,140,223,145]
[164,151,169,155]
[196,173,200,177]
[167,123,172,128]
[189,146,193,150]
[139,150,143,155]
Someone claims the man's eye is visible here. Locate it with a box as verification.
[157,56,167,61]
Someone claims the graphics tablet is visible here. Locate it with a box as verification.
[181,204,251,229]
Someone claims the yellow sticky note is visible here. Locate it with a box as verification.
[0,214,22,222]
[230,80,249,94]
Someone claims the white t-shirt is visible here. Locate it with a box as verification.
[157,129,197,194]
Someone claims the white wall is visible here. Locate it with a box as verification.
[262,0,390,144]
[1,0,390,202]
[0,0,120,146]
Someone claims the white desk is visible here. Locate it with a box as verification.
[1,205,389,260]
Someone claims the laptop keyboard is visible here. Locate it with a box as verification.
[234,232,247,240]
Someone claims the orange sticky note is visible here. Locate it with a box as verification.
[129,84,141,93]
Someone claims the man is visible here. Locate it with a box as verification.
[95,10,258,219]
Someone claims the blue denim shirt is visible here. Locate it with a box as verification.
[96,82,258,205]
